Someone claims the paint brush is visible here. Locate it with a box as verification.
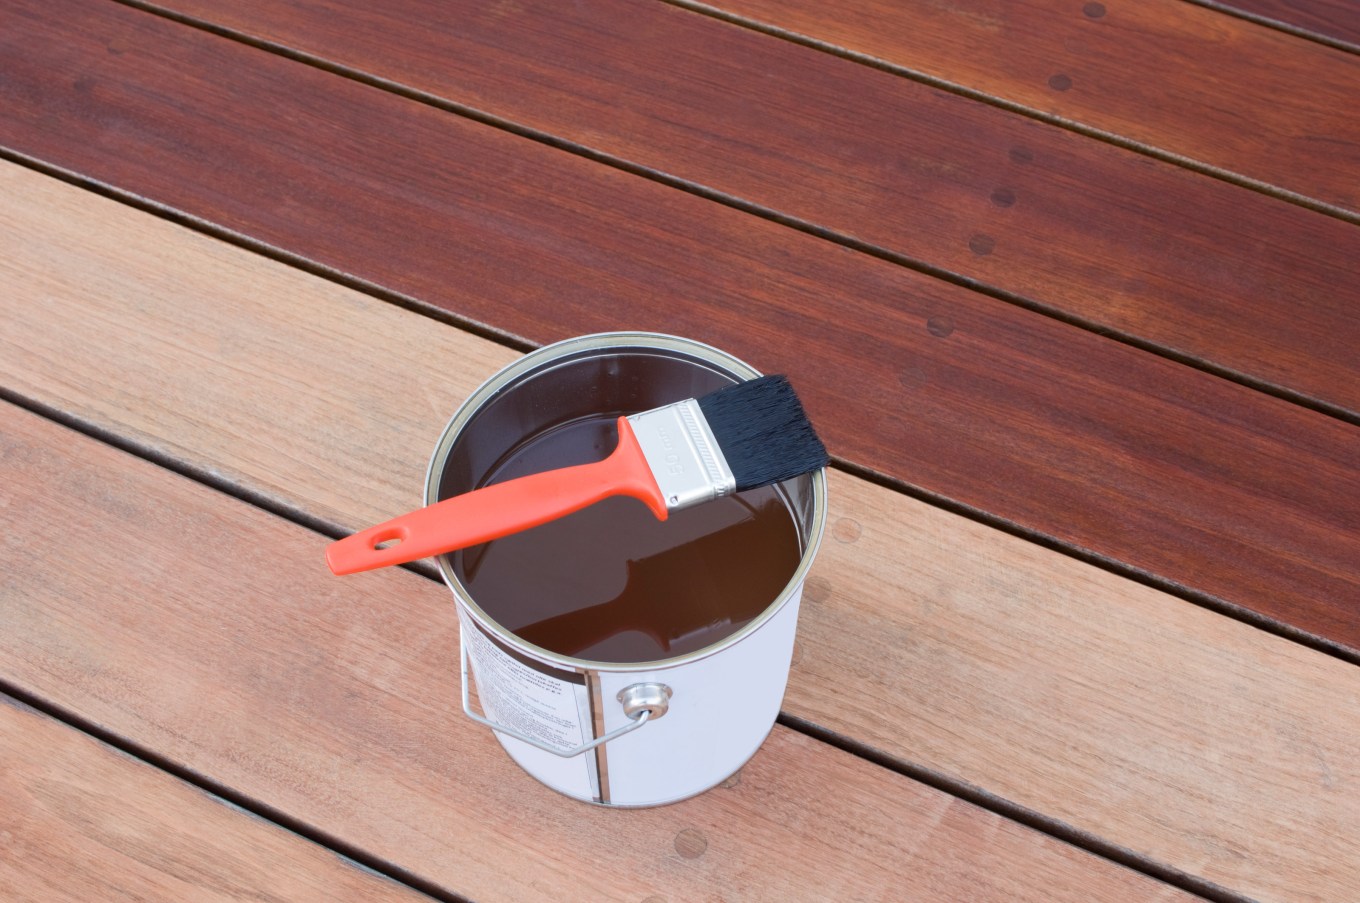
[326,375,828,575]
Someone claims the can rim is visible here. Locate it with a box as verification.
[425,331,829,674]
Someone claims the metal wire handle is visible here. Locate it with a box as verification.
[459,636,654,758]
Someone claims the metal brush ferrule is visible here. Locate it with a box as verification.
[627,399,737,512]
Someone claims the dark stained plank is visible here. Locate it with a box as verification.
[2,3,1358,652]
[683,0,1360,208]
[0,404,1196,903]
[0,698,434,903]
[5,166,1359,901]
[1202,0,1360,48]
[124,0,1360,418]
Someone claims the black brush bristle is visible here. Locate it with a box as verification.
[696,375,829,491]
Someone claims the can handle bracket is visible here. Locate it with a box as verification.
[617,682,671,720]
[460,636,662,758]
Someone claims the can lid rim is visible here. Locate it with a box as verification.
[423,331,829,673]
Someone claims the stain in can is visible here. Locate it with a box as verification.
[453,413,802,663]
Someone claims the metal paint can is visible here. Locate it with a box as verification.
[426,332,827,806]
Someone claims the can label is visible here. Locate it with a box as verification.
[463,619,592,755]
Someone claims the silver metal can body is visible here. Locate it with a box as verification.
[426,333,828,806]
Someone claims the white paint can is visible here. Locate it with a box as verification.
[426,333,827,806]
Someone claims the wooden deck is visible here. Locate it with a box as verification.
[2,1,1357,900]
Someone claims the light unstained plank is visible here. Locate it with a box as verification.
[0,406,1184,903]
[0,698,429,903]
[0,165,518,531]
[88,0,1360,417]
[2,166,1357,901]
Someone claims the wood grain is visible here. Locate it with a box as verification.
[684,0,1360,207]
[109,0,1360,418]
[3,5,1359,655]
[0,699,433,903]
[3,164,1357,901]
[1207,0,1360,47]
[807,469,1360,902]
[0,406,1190,903]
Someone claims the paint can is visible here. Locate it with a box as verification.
[426,333,827,806]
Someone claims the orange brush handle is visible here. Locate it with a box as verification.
[326,417,667,576]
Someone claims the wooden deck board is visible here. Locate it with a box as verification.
[115,0,1360,416]
[4,163,1357,901]
[682,0,1360,210]
[0,404,1191,903]
[1207,0,1360,47]
[3,5,1358,651]
[0,698,430,903]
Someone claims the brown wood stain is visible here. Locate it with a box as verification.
[6,0,1360,652]
[451,415,802,663]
